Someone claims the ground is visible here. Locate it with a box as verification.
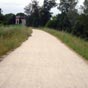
[0,29,88,88]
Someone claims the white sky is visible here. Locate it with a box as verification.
[0,0,84,15]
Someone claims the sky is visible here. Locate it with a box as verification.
[0,0,84,15]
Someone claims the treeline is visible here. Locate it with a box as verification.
[24,0,88,40]
[24,0,56,27]
[0,10,26,25]
[0,0,88,40]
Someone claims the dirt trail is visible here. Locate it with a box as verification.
[0,29,88,88]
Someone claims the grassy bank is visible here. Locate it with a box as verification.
[41,28,88,60]
[0,25,32,59]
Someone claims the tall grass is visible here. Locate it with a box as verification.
[41,28,88,60]
[0,25,32,59]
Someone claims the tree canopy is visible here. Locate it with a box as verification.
[24,0,57,26]
[84,0,88,15]
[0,0,88,40]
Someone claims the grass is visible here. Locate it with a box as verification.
[0,25,32,59]
[41,28,88,60]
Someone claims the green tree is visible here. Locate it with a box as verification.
[58,0,69,13]
[73,14,88,40]
[57,0,78,32]
[24,0,40,27]
[58,0,78,13]
[57,13,71,31]
[0,8,3,15]
[4,13,15,25]
[0,8,5,25]
[24,0,56,27]
[84,0,88,15]
[46,16,57,29]
[16,13,26,16]
[24,3,33,16]
[40,0,56,26]
[0,8,2,14]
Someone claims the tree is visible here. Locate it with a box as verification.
[0,8,3,14]
[46,16,57,29]
[57,0,78,32]
[0,8,2,14]
[84,0,88,15]
[58,0,78,13]
[0,8,5,25]
[24,0,40,27]
[73,14,88,40]
[24,0,56,27]
[4,13,16,25]
[57,13,71,31]
[40,0,56,26]
[16,13,26,16]
[58,0,69,13]
[24,2,34,16]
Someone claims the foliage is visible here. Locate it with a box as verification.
[24,0,40,27]
[0,9,27,25]
[45,16,57,28]
[24,3,33,15]
[0,8,3,14]
[58,0,78,31]
[84,0,88,15]
[46,13,71,32]
[0,8,5,25]
[24,0,56,27]
[58,0,78,13]
[57,13,71,32]
[0,14,5,25]
[4,13,16,25]
[73,14,88,40]
[46,0,88,40]
[39,0,56,26]
[16,13,26,16]
[0,0,88,41]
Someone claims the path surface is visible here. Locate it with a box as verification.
[0,29,88,88]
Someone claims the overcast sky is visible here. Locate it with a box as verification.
[0,0,84,15]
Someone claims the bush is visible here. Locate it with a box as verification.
[46,13,72,32]
[45,19,57,29]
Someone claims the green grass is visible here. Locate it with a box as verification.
[0,25,32,59]
[41,28,88,60]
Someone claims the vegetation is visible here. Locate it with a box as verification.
[0,9,26,25]
[0,0,88,59]
[24,0,56,27]
[84,0,88,15]
[0,25,32,58]
[41,28,88,60]
[4,13,15,25]
[0,0,88,41]
[24,0,88,40]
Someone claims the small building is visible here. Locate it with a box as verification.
[16,16,26,25]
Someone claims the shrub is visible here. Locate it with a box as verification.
[45,19,57,29]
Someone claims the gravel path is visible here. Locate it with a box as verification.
[0,29,88,88]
